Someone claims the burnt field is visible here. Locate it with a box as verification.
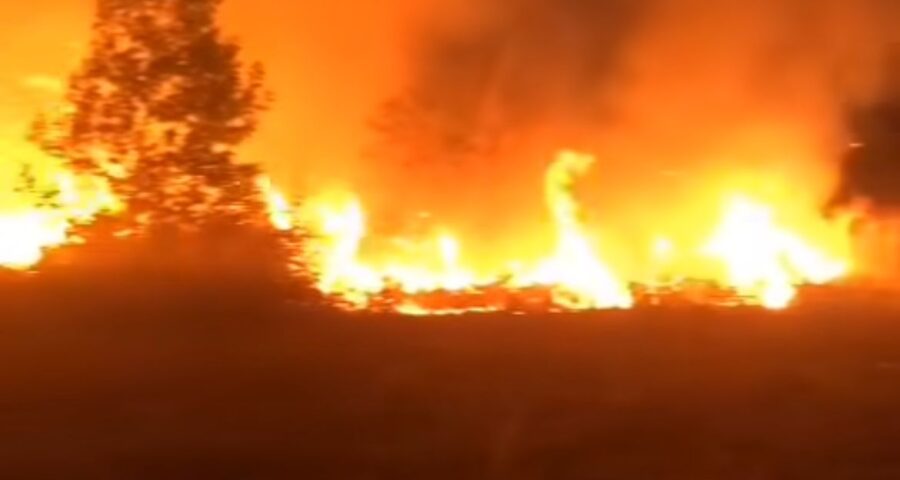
[1,282,900,479]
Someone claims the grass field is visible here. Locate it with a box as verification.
[1,277,899,479]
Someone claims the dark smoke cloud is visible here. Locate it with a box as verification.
[833,52,900,212]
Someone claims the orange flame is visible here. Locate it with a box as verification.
[0,144,855,314]
[704,196,848,309]
[300,149,853,313]
[0,170,120,270]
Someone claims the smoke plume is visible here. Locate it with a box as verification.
[299,0,895,262]
[4,1,897,244]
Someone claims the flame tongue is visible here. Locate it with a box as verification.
[304,150,636,312]
[705,196,848,309]
[301,149,851,314]
[516,151,633,309]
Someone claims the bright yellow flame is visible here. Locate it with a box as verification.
[0,142,852,314]
[514,151,633,309]
[704,196,848,309]
[298,149,855,314]
[302,150,634,312]
[0,170,311,271]
[0,211,68,269]
[257,175,294,231]
[0,170,120,270]
[307,195,384,307]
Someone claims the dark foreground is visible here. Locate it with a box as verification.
[1,288,900,479]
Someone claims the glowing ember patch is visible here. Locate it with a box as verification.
[309,197,385,307]
[514,151,633,309]
[395,303,501,317]
[301,150,634,312]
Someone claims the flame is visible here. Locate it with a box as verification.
[0,169,120,270]
[704,196,848,309]
[257,175,294,231]
[0,169,294,271]
[512,151,633,309]
[300,149,854,314]
[0,142,854,314]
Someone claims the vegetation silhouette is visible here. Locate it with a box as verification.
[26,0,316,304]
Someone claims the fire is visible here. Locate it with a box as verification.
[0,168,120,270]
[0,212,69,269]
[301,151,633,310]
[257,175,294,231]
[0,142,854,314]
[704,196,848,309]
[300,149,853,313]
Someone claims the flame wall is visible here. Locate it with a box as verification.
[222,0,899,280]
[0,1,897,281]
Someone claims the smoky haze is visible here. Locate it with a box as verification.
[2,1,898,235]
[293,0,897,263]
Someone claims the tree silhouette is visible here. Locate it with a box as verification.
[32,0,270,231]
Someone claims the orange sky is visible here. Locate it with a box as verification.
[0,1,87,135]
[1,0,896,202]
[0,0,427,192]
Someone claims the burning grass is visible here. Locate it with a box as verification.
[0,147,857,315]
[299,150,853,313]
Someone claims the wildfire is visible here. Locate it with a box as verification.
[510,151,633,309]
[0,143,854,314]
[705,196,848,309]
[0,169,295,271]
[0,168,120,270]
[300,150,853,313]
[257,175,294,231]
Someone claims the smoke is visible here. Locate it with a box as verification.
[833,53,900,211]
[220,0,464,193]
[3,1,896,244]
[308,0,898,261]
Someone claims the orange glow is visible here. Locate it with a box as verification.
[258,175,294,231]
[510,151,633,310]
[0,0,884,315]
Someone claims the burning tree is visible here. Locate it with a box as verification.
[31,0,270,231]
